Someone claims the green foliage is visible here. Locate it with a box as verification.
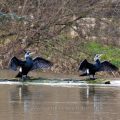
[85,41,120,67]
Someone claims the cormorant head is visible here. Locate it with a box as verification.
[24,50,35,59]
[94,54,103,61]
[25,51,31,59]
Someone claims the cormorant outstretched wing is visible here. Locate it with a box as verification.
[31,57,53,70]
[79,59,94,71]
[99,61,119,71]
[9,57,24,71]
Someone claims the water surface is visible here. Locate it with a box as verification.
[0,81,120,120]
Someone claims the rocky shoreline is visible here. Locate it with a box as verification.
[0,69,119,82]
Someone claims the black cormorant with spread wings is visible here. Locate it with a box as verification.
[79,54,119,80]
[9,51,53,79]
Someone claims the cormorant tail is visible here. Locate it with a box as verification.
[80,73,87,76]
[16,72,22,78]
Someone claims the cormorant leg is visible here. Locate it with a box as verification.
[21,75,31,81]
[89,75,93,80]
[22,75,27,81]
[89,75,91,79]
[92,75,96,80]
[89,75,96,80]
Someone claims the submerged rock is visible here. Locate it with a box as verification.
[104,81,111,84]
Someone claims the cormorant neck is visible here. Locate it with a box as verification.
[95,59,101,64]
[25,56,32,60]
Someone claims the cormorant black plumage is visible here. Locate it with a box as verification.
[9,51,53,79]
[79,54,119,79]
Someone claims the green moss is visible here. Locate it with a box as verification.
[85,41,120,67]
[85,78,109,84]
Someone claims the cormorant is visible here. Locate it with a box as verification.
[9,51,53,79]
[79,54,119,79]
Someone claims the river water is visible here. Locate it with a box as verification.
[0,80,120,120]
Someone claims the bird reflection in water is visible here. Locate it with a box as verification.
[10,85,32,113]
[10,85,31,102]
[79,85,116,115]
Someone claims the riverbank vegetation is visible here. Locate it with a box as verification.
[0,0,119,76]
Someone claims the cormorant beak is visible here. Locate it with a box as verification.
[29,52,35,55]
[99,54,103,58]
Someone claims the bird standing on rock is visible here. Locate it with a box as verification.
[79,54,119,80]
[9,51,53,80]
